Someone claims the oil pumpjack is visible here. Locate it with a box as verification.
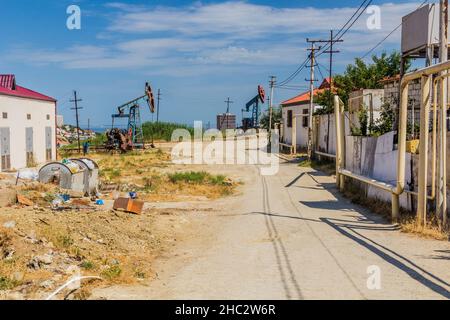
[108,82,155,151]
[241,85,265,131]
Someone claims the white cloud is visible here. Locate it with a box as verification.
[108,1,420,38]
[9,1,424,75]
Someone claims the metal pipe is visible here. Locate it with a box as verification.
[404,189,434,201]
[315,150,336,159]
[334,96,341,188]
[417,75,431,226]
[338,168,394,193]
[334,95,346,191]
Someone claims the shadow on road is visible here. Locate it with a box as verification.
[320,217,450,299]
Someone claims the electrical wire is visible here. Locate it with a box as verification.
[317,0,373,58]
[277,0,372,87]
[361,0,429,59]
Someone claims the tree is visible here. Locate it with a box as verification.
[334,51,410,105]
[259,107,282,130]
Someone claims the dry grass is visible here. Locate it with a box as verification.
[90,149,236,201]
[340,181,449,241]
[0,148,238,299]
[400,215,449,241]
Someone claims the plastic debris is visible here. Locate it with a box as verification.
[18,169,39,181]
[129,192,137,199]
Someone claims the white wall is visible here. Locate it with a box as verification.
[281,105,309,149]
[344,132,412,210]
[0,95,56,171]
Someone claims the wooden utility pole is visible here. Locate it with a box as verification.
[306,39,322,160]
[437,0,448,228]
[221,97,233,130]
[269,76,276,144]
[323,30,343,153]
[156,89,161,123]
[70,90,83,153]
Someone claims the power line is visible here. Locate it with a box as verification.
[277,57,310,86]
[361,0,429,59]
[277,0,371,87]
[317,0,372,58]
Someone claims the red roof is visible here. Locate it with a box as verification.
[281,78,332,107]
[0,74,56,102]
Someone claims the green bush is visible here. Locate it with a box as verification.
[142,121,194,142]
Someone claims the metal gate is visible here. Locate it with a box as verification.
[45,127,52,161]
[0,127,11,171]
[26,127,34,167]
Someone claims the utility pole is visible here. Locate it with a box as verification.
[269,76,276,142]
[306,39,322,160]
[87,118,90,131]
[156,89,161,123]
[437,0,448,229]
[323,30,343,153]
[221,97,234,130]
[70,90,83,153]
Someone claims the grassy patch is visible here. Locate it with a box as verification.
[168,171,209,184]
[101,265,122,280]
[56,234,74,249]
[80,260,95,270]
[168,171,227,186]
[0,276,19,290]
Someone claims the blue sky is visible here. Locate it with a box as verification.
[0,0,423,129]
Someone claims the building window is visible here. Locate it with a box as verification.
[27,114,31,120]
[2,112,7,119]
[46,114,50,120]
[287,110,293,128]
[302,109,309,128]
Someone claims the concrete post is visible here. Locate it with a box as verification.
[292,116,297,154]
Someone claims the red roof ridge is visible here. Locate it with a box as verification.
[0,74,56,102]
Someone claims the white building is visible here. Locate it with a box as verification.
[0,74,57,171]
[280,78,330,150]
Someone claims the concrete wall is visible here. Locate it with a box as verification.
[348,89,384,134]
[344,131,413,210]
[0,95,56,171]
[314,113,336,155]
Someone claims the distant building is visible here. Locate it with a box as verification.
[0,74,57,171]
[217,113,236,131]
[56,115,64,127]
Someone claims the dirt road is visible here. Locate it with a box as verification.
[92,157,450,300]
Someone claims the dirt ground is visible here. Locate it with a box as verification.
[0,147,240,300]
[91,157,450,300]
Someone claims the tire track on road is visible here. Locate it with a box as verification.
[261,173,304,300]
